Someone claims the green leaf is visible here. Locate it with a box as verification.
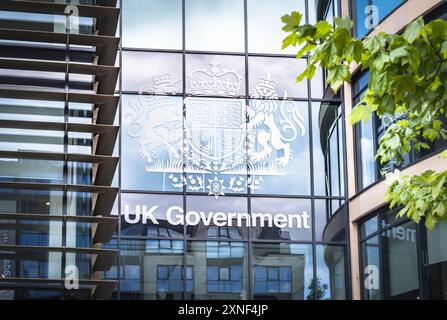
[295,42,316,58]
[363,33,387,54]
[441,149,447,158]
[441,41,447,58]
[282,33,298,49]
[281,11,303,32]
[432,175,446,200]
[403,17,424,43]
[372,52,390,70]
[326,64,350,93]
[333,16,353,30]
[315,20,332,39]
[346,40,363,62]
[389,46,408,62]
[379,95,395,115]
[296,64,316,83]
[333,28,351,52]
[392,75,417,99]
[350,103,372,125]
[425,214,437,230]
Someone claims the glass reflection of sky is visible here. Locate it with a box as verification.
[247,0,306,55]
[186,0,245,52]
[122,0,183,49]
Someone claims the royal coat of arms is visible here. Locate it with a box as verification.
[125,61,306,198]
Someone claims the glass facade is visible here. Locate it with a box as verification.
[359,206,447,300]
[115,0,349,300]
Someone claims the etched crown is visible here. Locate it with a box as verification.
[152,72,172,88]
[188,61,242,96]
[257,74,277,92]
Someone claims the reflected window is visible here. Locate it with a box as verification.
[157,265,194,294]
[254,266,292,294]
[252,243,313,300]
[119,239,185,300]
[315,245,347,300]
[186,196,248,239]
[185,0,244,52]
[207,265,242,293]
[186,241,247,300]
[122,0,183,49]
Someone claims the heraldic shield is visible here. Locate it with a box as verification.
[186,98,246,173]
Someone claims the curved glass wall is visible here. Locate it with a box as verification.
[114,0,349,300]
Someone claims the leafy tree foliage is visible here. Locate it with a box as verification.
[282,12,447,229]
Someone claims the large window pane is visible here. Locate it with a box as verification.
[247,0,304,54]
[122,51,183,94]
[250,198,312,241]
[360,216,378,240]
[185,0,245,52]
[427,221,447,299]
[313,102,344,197]
[358,119,376,189]
[252,243,313,300]
[360,235,381,300]
[381,221,419,299]
[249,57,308,99]
[315,245,347,300]
[315,200,346,242]
[248,100,310,195]
[122,0,183,49]
[121,95,183,191]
